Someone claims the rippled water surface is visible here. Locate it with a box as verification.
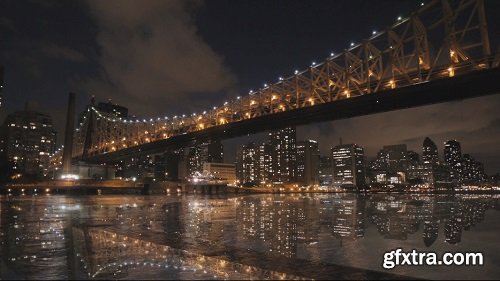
[1,193,499,280]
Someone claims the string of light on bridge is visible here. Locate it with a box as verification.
[49,0,496,159]
[76,2,423,128]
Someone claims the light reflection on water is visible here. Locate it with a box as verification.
[1,193,499,280]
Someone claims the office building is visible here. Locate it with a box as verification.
[258,142,273,182]
[236,142,259,184]
[407,150,419,166]
[444,140,462,182]
[203,162,237,185]
[331,144,366,191]
[296,140,320,186]
[462,154,487,183]
[2,105,56,178]
[422,137,439,165]
[187,139,223,176]
[269,127,296,183]
[319,156,332,186]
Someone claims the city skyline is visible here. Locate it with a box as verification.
[1,1,500,280]
[1,0,500,174]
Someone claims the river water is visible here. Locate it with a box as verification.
[0,193,499,280]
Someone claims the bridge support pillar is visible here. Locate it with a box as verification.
[62,92,75,176]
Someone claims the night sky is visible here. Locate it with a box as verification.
[1,0,499,173]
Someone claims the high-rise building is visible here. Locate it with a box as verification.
[462,154,487,183]
[2,106,56,179]
[269,127,296,183]
[236,142,259,184]
[444,140,462,182]
[296,140,320,186]
[422,137,439,165]
[187,139,223,176]
[407,150,420,166]
[258,142,273,182]
[383,144,408,172]
[370,144,408,177]
[154,150,181,181]
[319,156,332,186]
[331,144,366,191]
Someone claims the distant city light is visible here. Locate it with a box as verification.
[61,174,79,180]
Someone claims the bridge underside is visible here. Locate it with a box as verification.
[85,67,500,163]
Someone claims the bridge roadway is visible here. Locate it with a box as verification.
[85,67,500,163]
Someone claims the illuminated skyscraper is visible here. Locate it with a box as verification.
[258,142,273,182]
[462,154,487,183]
[296,140,320,186]
[422,137,439,165]
[444,140,462,182]
[269,127,296,183]
[2,105,56,178]
[237,142,259,184]
[331,144,366,191]
[187,139,223,176]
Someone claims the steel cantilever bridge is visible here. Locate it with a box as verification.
[65,0,499,163]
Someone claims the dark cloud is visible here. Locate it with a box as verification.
[41,43,87,63]
[84,0,237,116]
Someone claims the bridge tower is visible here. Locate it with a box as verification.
[62,92,75,175]
[82,96,96,159]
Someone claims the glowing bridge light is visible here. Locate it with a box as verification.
[421,2,425,6]
[344,89,350,98]
[264,83,268,87]
[350,42,355,47]
[389,79,396,89]
[237,96,241,100]
[308,97,314,105]
[448,66,455,77]
[372,30,377,35]
[279,77,283,81]
[397,16,402,21]
[311,61,316,66]
[330,52,335,57]
[294,70,299,74]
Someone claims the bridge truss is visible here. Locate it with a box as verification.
[62,0,495,161]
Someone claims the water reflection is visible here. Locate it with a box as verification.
[1,193,499,280]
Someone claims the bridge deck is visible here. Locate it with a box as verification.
[85,67,500,163]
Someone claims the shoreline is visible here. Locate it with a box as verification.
[1,184,499,196]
